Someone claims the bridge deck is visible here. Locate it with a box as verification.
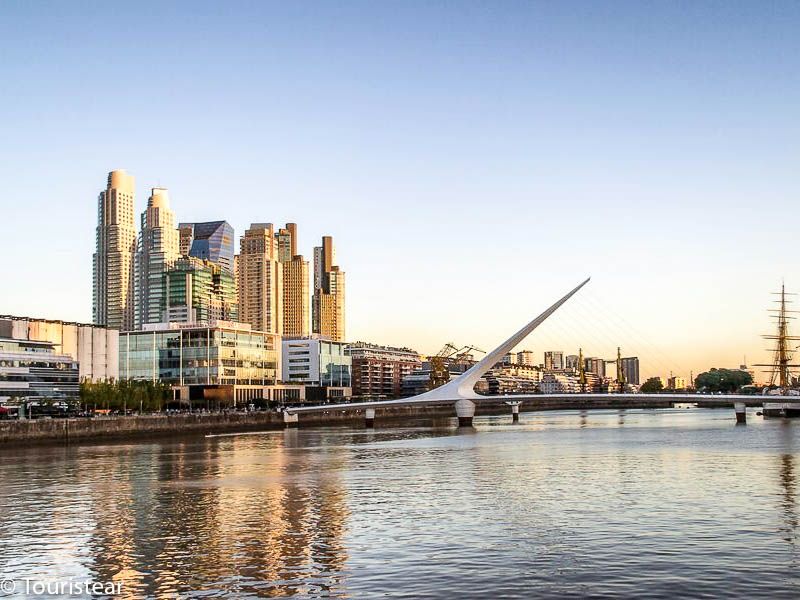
[288,393,773,414]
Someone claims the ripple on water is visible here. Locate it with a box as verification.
[0,410,799,598]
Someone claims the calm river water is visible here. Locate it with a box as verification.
[1,408,799,598]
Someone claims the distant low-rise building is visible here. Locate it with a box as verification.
[0,316,118,381]
[0,337,79,404]
[539,372,580,394]
[281,336,352,400]
[346,342,421,398]
[668,376,688,390]
[482,363,542,395]
[401,362,470,397]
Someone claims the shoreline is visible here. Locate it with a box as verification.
[0,397,755,447]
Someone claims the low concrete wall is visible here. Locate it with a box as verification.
[0,396,745,446]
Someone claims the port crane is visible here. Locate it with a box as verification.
[429,343,485,389]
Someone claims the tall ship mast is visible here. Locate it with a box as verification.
[755,284,800,391]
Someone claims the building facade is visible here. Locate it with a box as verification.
[0,338,79,403]
[282,337,352,389]
[517,350,536,366]
[135,188,180,329]
[178,221,235,274]
[346,342,421,398]
[539,372,580,394]
[668,376,688,390]
[93,169,137,330]
[585,357,606,378]
[312,236,345,341]
[119,321,281,405]
[277,223,310,338]
[620,356,640,385]
[501,352,518,365]
[237,223,282,334]
[565,354,580,370]
[544,351,564,370]
[164,257,238,324]
[0,316,118,382]
[483,363,542,395]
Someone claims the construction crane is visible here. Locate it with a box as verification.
[428,343,485,389]
[429,343,460,389]
[578,347,587,393]
[616,347,626,393]
[453,345,485,366]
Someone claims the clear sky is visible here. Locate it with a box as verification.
[1,1,798,380]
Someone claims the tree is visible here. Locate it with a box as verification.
[640,377,664,393]
[695,368,753,393]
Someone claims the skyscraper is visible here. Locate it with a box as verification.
[135,188,179,329]
[517,350,536,366]
[585,357,606,378]
[544,351,564,370]
[237,223,282,334]
[565,354,580,370]
[178,221,235,274]
[621,356,640,385]
[312,236,345,341]
[277,223,310,337]
[93,169,137,330]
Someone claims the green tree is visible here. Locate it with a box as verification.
[695,368,753,393]
[640,377,664,393]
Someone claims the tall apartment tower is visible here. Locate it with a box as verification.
[93,170,137,330]
[543,351,564,370]
[312,236,345,341]
[237,223,283,334]
[134,188,180,329]
[621,356,640,385]
[276,223,310,337]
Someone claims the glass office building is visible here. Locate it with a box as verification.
[0,338,79,403]
[119,321,279,387]
[178,221,235,274]
[163,257,238,324]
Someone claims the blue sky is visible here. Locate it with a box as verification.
[1,1,798,379]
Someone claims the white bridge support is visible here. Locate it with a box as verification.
[365,408,376,428]
[734,402,746,424]
[455,399,476,427]
[506,401,522,423]
[283,411,299,428]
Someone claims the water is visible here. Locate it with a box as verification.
[1,408,799,598]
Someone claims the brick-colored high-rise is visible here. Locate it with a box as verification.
[237,223,282,334]
[312,236,345,341]
[276,224,309,337]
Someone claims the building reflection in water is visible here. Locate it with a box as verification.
[84,433,350,598]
